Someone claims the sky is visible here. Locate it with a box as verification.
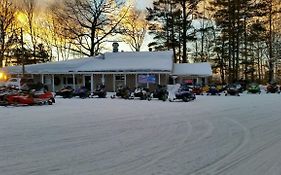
[15,0,154,52]
[29,0,153,9]
[135,0,153,9]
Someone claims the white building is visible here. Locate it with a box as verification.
[1,51,212,92]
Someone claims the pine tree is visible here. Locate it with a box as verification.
[147,0,200,63]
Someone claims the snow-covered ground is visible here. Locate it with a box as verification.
[1,93,281,175]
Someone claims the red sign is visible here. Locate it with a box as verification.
[184,79,193,84]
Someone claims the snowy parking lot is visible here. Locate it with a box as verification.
[1,93,281,175]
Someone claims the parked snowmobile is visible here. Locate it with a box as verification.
[148,85,169,101]
[91,84,107,98]
[266,82,280,94]
[206,84,221,96]
[169,84,196,102]
[0,87,11,105]
[192,84,204,95]
[73,86,90,98]
[247,83,261,94]
[225,84,240,96]
[132,87,150,100]
[55,86,74,98]
[111,86,132,99]
[3,84,55,106]
[5,91,54,106]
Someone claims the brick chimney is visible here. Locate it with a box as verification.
[112,42,119,52]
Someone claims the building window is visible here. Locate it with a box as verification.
[115,75,125,81]
[63,77,77,84]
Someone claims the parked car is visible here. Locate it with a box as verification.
[5,78,34,89]
[5,78,21,88]
[0,81,5,87]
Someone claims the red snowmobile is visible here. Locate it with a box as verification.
[266,82,280,94]
[5,90,55,106]
[192,84,204,95]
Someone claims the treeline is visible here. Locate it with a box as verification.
[0,0,280,83]
[0,0,147,66]
[147,0,281,83]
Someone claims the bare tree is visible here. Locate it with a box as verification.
[22,0,37,62]
[120,8,148,52]
[39,9,74,61]
[52,0,129,57]
[0,0,17,67]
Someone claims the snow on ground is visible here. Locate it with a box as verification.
[1,93,281,175]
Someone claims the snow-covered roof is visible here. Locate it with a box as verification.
[1,51,174,74]
[1,52,212,77]
[2,57,96,74]
[172,62,212,77]
[77,51,173,72]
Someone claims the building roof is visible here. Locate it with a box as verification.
[1,51,212,78]
[172,62,212,77]
[1,51,174,74]
[77,51,173,73]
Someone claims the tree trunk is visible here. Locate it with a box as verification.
[182,1,188,63]
[268,0,274,83]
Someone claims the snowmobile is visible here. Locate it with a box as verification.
[247,83,261,94]
[4,89,55,106]
[55,86,74,98]
[111,86,132,99]
[169,84,196,102]
[192,84,204,95]
[147,85,169,101]
[0,86,22,104]
[266,82,280,94]
[132,87,150,100]
[206,84,221,96]
[91,84,107,98]
[225,84,240,96]
[73,86,90,98]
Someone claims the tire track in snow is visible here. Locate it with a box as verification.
[189,117,251,175]
[119,119,215,175]
[213,132,281,175]
[87,115,194,174]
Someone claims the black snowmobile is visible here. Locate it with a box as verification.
[148,85,169,101]
[169,84,196,102]
[225,83,240,96]
[266,82,280,94]
[206,84,221,96]
[55,86,74,98]
[132,87,150,100]
[111,86,132,99]
[73,86,90,98]
[91,84,107,98]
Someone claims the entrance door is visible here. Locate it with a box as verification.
[84,76,91,90]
